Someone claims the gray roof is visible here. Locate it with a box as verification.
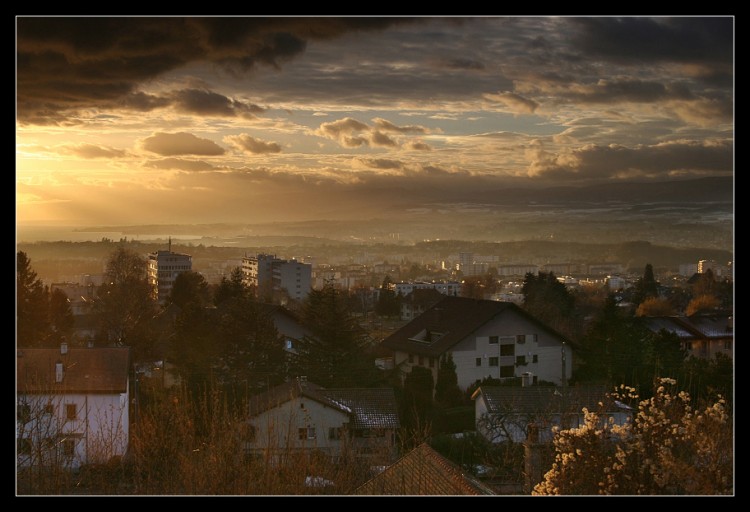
[249,379,400,430]
[322,388,400,429]
[17,347,130,394]
[472,385,616,415]
[643,314,733,341]
[382,296,568,357]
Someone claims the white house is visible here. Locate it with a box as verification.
[381,296,573,392]
[245,378,400,464]
[472,385,633,444]
[16,345,130,470]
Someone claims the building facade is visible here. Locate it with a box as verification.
[242,254,312,301]
[16,345,130,470]
[147,249,192,304]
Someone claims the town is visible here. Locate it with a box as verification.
[16,239,733,495]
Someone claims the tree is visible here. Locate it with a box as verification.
[521,271,576,337]
[434,353,463,408]
[400,366,434,434]
[686,294,721,316]
[635,297,675,317]
[213,267,246,305]
[534,379,732,495]
[631,263,659,307]
[375,276,400,318]
[168,271,210,309]
[47,288,74,343]
[293,282,378,388]
[96,247,157,359]
[17,251,49,347]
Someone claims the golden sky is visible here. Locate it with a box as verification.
[16,17,733,226]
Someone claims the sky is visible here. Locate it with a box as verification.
[16,16,734,227]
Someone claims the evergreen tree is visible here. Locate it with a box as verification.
[17,251,49,347]
[631,263,659,306]
[168,271,210,309]
[521,271,576,337]
[375,275,400,318]
[293,282,378,388]
[434,353,463,407]
[401,366,434,432]
[48,287,74,343]
[213,267,246,305]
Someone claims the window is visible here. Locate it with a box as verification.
[408,353,414,364]
[18,438,32,455]
[329,426,347,440]
[517,335,526,344]
[516,355,527,365]
[475,357,482,367]
[500,365,514,378]
[500,344,515,356]
[489,336,498,344]
[489,357,499,367]
[62,438,76,459]
[532,354,538,363]
[66,404,77,420]
[683,342,691,352]
[298,427,316,440]
[17,403,31,423]
[44,403,54,415]
[530,334,538,343]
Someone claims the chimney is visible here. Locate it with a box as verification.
[55,361,64,383]
[60,341,68,355]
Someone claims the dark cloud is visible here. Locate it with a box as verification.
[170,89,264,117]
[225,134,282,154]
[437,58,485,70]
[16,17,413,124]
[355,157,403,170]
[141,132,225,156]
[369,131,398,148]
[569,17,733,66]
[316,117,427,148]
[484,91,539,114]
[527,139,732,180]
[144,158,215,171]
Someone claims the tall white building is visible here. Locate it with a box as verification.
[242,254,312,302]
[147,247,192,304]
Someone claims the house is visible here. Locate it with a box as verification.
[258,303,311,353]
[471,385,632,444]
[381,296,573,392]
[399,288,444,321]
[353,443,496,495]
[643,313,733,359]
[16,344,130,470]
[245,378,400,463]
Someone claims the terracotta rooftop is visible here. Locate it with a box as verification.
[354,443,496,495]
[17,347,130,394]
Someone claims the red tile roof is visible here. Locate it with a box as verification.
[354,443,496,495]
[17,347,130,394]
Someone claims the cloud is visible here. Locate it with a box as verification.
[484,91,539,114]
[144,158,215,171]
[315,117,427,148]
[141,132,225,156]
[569,17,733,66]
[16,17,414,124]
[371,117,429,134]
[435,58,485,70]
[224,134,282,154]
[169,89,264,118]
[354,157,403,170]
[58,143,128,158]
[525,139,732,180]
[404,141,432,151]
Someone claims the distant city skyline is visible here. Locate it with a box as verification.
[17,17,733,227]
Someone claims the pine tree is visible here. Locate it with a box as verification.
[17,251,49,347]
[434,353,463,407]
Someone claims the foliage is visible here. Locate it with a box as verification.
[293,282,379,388]
[168,271,210,309]
[400,366,434,436]
[635,297,675,317]
[434,353,463,408]
[686,294,721,316]
[213,267,246,306]
[631,263,659,306]
[375,276,401,318]
[17,251,50,347]
[521,271,576,338]
[95,247,157,360]
[534,379,733,495]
